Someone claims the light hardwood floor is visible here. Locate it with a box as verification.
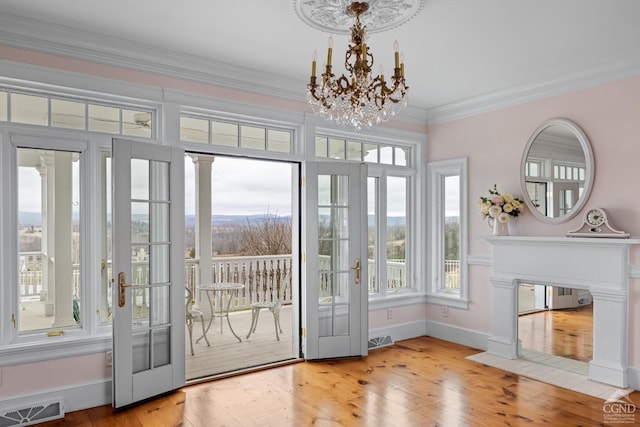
[40,335,638,426]
[519,303,593,362]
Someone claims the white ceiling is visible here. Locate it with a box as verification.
[1,0,640,124]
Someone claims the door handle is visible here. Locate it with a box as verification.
[351,258,361,284]
[118,272,131,307]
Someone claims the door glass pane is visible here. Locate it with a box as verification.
[153,326,171,368]
[132,330,150,373]
[132,287,149,322]
[151,244,170,284]
[131,202,150,243]
[131,159,150,200]
[317,173,351,338]
[18,149,80,332]
[130,155,172,374]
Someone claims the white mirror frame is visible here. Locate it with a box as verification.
[520,118,595,224]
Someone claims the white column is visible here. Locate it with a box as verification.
[191,155,214,317]
[39,153,56,316]
[52,151,75,327]
[36,160,49,307]
[487,275,519,359]
[589,290,628,387]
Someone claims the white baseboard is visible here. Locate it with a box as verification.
[425,320,490,351]
[369,320,490,352]
[0,379,111,415]
[369,320,426,346]
[626,365,640,390]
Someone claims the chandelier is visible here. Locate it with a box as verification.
[306,2,409,129]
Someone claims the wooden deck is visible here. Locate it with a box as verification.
[186,305,295,380]
[19,299,296,380]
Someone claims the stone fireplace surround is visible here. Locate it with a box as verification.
[485,236,640,388]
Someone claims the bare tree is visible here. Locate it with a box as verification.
[239,214,292,256]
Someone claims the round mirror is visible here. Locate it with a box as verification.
[520,118,594,224]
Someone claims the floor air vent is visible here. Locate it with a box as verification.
[368,335,393,349]
[0,399,64,426]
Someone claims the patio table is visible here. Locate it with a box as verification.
[196,282,244,343]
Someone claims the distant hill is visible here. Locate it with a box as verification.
[19,212,415,227]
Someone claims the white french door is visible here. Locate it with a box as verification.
[112,139,185,408]
[303,162,368,359]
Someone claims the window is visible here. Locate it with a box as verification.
[427,158,468,308]
[315,136,411,167]
[0,89,154,138]
[315,134,414,297]
[179,116,293,154]
[0,83,153,354]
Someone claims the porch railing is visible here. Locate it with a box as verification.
[19,253,459,313]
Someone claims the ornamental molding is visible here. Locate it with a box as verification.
[293,0,424,34]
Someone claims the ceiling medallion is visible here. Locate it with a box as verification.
[293,0,425,34]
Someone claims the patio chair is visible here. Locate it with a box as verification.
[246,297,283,341]
[186,286,210,355]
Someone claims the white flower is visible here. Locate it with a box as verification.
[488,205,502,218]
[481,205,490,216]
[503,193,514,203]
[503,203,514,213]
[497,212,510,223]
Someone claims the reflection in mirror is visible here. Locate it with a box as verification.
[521,119,594,224]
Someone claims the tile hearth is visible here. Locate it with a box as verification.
[466,351,632,400]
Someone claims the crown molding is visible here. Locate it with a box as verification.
[425,52,640,125]
[3,13,639,130]
[0,13,428,130]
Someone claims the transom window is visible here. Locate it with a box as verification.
[0,89,154,138]
[179,116,293,154]
[314,136,410,167]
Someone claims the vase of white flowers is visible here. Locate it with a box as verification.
[478,184,524,236]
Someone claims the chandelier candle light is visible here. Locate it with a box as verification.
[307,2,409,129]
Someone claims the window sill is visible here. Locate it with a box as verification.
[425,293,469,310]
[0,332,112,366]
[369,291,426,310]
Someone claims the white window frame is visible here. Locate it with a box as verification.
[0,77,162,365]
[427,157,468,309]
[367,167,415,298]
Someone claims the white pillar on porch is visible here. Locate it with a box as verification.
[191,155,214,316]
[52,151,75,327]
[39,153,56,316]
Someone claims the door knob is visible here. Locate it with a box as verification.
[118,272,131,307]
[351,258,361,284]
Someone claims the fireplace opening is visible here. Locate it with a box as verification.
[517,282,593,374]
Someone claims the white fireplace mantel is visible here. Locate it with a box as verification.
[485,235,640,388]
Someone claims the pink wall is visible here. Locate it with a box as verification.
[427,75,640,365]
[0,353,110,398]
